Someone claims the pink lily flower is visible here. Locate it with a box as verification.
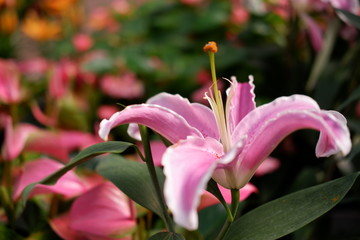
[1,114,38,161]
[100,72,144,100]
[0,59,23,104]
[12,158,89,200]
[99,43,351,230]
[25,130,102,162]
[50,182,136,240]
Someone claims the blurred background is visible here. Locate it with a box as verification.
[1,0,360,239]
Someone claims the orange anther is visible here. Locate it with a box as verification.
[203,41,218,53]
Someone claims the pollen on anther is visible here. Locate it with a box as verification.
[203,41,218,53]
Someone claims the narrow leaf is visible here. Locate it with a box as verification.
[337,85,360,111]
[96,154,166,220]
[336,8,360,29]
[17,141,133,216]
[148,232,185,240]
[223,172,360,240]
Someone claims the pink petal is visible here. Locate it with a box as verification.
[228,95,351,189]
[99,104,204,143]
[13,158,87,199]
[137,140,167,166]
[100,73,144,99]
[162,137,224,230]
[69,182,136,238]
[329,0,359,13]
[227,76,256,132]
[1,116,38,161]
[50,213,83,240]
[128,93,218,140]
[254,157,281,176]
[25,130,101,162]
[0,59,23,103]
[198,183,257,210]
[301,13,323,52]
[31,101,57,126]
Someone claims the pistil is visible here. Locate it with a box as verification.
[203,41,232,151]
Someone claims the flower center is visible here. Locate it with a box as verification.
[203,41,232,152]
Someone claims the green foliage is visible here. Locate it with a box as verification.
[223,172,360,240]
[96,154,167,221]
[148,232,186,240]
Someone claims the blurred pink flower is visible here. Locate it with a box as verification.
[98,105,120,120]
[88,7,119,32]
[50,182,136,240]
[49,59,77,99]
[100,72,144,99]
[0,59,23,104]
[199,183,257,211]
[25,130,102,162]
[1,114,38,161]
[191,69,224,104]
[137,140,167,166]
[12,158,89,200]
[17,57,49,81]
[72,33,93,52]
[30,101,58,127]
[230,0,250,25]
[112,0,131,15]
[254,156,281,176]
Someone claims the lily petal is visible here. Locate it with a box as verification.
[99,104,203,143]
[13,158,87,200]
[1,116,38,161]
[227,76,256,132]
[69,182,136,238]
[162,137,224,230]
[198,183,257,210]
[127,93,219,140]
[228,95,351,188]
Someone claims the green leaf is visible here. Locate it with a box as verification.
[148,232,185,240]
[96,154,166,220]
[336,8,360,29]
[337,85,360,111]
[223,172,360,240]
[17,141,133,216]
[206,179,227,207]
[0,224,24,240]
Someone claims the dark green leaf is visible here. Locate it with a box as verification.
[17,141,133,216]
[96,154,166,220]
[337,85,360,111]
[148,232,185,240]
[0,224,24,240]
[336,8,360,29]
[206,179,227,207]
[223,172,360,240]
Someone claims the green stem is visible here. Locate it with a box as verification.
[230,188,240,219]
[138,125,175,233]
[306,18,340,92]
[215,189,240,240]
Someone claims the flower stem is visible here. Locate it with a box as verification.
[215,189,240,240]
[138,125,175,233]
[230,188,240,218]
